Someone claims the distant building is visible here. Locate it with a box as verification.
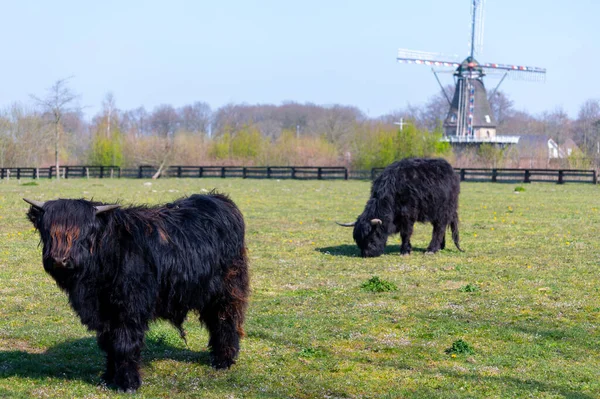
[515,135,581,168]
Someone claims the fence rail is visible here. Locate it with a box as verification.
[1,166,597,184]
[372,167,597,184]
[0,166,121,180]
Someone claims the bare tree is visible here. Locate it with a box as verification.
[31,77,79,180]
[179,101,211,134]
[148,105,180,178]
[575,99,600,153]
[489,90,515,130]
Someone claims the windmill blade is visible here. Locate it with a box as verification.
[470,0,486,57]
[482,62,546,81]
[397,49,460,68]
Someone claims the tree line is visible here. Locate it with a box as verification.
[1,79,599,173]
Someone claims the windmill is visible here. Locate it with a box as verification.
[396,0,546,141]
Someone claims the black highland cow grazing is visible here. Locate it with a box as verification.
[337,158,463,257]
[24,193,249,392]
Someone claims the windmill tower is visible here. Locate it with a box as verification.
[397,0,546,141]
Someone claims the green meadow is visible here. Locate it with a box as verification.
[0,178,599,398]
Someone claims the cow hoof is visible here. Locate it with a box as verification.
[101,372,114,384]
[212,357,235,370]
[400,252,410,257]
[425,250,437,255]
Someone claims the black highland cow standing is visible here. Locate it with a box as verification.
[24,193,249,392]
[337,158,463,257]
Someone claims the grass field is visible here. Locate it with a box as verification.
[1,178,599,398]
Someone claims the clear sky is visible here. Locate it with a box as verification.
[1,0,598,119]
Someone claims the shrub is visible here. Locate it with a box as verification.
[445,339,475,355]
[459,283,480,293]
[361,276,398,293]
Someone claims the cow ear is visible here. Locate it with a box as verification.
[24,202,44,227]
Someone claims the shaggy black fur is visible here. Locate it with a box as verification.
[348,158,463,257]
[25,193,249,392]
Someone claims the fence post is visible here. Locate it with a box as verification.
[198,167,203,178]
[177,166,182,178]
[491,169,497,183]
[138,166,143,179]
[371,168,376,180]
[318,167,322,180]
[592,170,597,184]
[291,167,296,179]
[524,170,530,183]
[221,167,225,178]
[16,168,21,180]
[558,170,564,184]
[242,167,247,179]
[100,166,104,179]
[267,167,271,179]
[118,167,121,178]
[460,169,466,182]
[344,167,348,180]
[0,168,3,179]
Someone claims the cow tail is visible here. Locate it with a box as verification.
[450,213,464,252]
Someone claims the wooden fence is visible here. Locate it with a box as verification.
[0,165,120,179]
[371,167,597,184]
[136,166,349,180]
[1,165,597,184]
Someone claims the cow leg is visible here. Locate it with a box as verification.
[97,331,116,384]
[102,326,146,392]
[201,304,242,369]
[201,259,248,369]
[441,234,446,250]
[427,222,447,254]
[399,221,414,255]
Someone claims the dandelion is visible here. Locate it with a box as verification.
[491,227,495,231]
[451,354,457,358]
[566,242,570,246]
[473,233,478,237]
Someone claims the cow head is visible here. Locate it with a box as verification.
[337,215,386,257]
[24,198,120,271]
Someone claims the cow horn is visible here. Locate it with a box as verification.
[94,204,121,214]
[370,218,383,226]
[23,198,45,209]
[335,221,356,227]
